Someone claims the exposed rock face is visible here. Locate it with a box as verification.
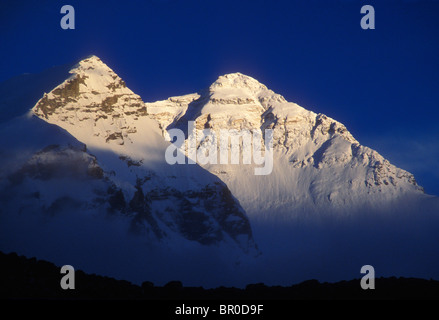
[33,56,144,147]
[146,93,201,135]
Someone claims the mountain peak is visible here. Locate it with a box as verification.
[31,55,148,148]
[71,55,118,80]
[77,54,104,64]
[83,54,101,60]
[210,72,268,93]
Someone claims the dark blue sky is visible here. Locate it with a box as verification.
[1,0,438,195]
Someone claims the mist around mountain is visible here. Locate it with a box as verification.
[0,56,438,288]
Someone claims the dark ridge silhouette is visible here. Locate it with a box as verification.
[1,251,438,300]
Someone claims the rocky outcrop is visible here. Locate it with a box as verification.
[33,56,145,146]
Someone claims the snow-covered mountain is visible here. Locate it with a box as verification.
[0,56,259,286]
[147,72,439,285]
[1,56,438,287]
[147,72,429,217]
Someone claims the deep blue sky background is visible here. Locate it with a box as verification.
[1,0,438,195]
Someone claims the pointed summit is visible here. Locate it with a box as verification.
[210,72,268,93]
[33,56,128,119]
[68,55,128,95]
[73,55,119,77]
[32,55,147,147]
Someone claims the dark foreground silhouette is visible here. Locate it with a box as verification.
[1,251,438,300]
